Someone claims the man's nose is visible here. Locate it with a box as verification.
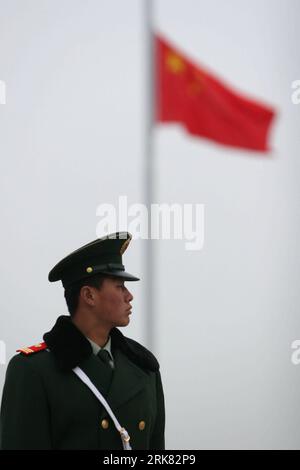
[125,288,133,302]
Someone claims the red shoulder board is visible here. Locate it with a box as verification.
[17,342,47,355]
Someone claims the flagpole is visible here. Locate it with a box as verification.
[144,0,155,352]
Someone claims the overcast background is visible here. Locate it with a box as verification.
[0,0,300,449]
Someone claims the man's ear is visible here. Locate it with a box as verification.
[80,285,96,306]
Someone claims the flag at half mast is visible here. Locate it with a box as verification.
[155,35,276,152]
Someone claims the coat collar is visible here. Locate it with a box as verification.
[43,315,159,373]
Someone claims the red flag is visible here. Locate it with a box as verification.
[156,35,276,152]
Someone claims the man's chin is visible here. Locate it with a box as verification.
[115,317,130,328]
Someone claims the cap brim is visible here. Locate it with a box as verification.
[99,270,140,281]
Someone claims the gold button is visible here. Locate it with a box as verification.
[86,267,93,273]
[139,420,146,431]
[101,419,109,429]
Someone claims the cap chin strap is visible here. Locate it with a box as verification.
[62,263,125,288]
[73,366,131,450]
[93,263,125,271]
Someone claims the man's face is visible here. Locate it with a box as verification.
[92,277,134,328]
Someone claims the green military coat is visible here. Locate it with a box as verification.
[0,316,165,450]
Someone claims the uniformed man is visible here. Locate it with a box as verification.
[0,232,165,450]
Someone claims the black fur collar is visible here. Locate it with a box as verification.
[43,315,159,373]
